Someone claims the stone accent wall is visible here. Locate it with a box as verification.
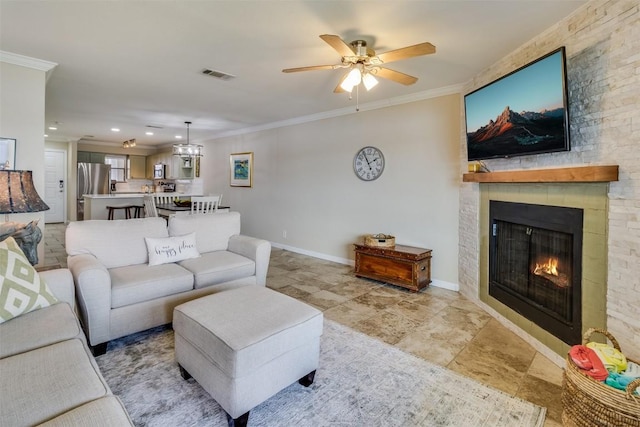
[459,0,640,360]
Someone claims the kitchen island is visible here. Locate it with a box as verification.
[82,193,202,220]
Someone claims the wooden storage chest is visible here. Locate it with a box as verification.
[354,244,432,292]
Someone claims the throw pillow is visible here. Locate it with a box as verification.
[0,236,58,324]
[145,232,200,266]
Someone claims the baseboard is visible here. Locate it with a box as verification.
[271,242,353,265]
[430,279,459,292]
[270,242,459,292]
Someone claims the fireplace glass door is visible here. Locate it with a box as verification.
[493,221,573,320]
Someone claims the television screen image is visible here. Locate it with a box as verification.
[464,47,570,161]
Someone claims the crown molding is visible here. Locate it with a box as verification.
[0,51,58,81]
[212,83,464,140]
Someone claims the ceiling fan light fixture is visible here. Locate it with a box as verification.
[122,138,136,148]
[362,72,378,91]
[340,81,355,93]
[340,68,362,92]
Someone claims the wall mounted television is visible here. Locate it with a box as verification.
[464,47,570,161]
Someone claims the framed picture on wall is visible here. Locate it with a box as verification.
[0,137,16,170]
[230,152,253,187]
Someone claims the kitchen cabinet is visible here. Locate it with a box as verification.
[172,155,195,179]
[77,151,91,162]
[78,151,106,164]
[90,152,105,163]
[129,155,146,179]
[145,151,171,179]
[143,151,198,179]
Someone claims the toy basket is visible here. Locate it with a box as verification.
[562,328,640,427]
[363,234,395,248]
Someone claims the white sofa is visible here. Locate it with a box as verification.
[0,268,133,426]
[65,212,271,355]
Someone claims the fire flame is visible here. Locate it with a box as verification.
[534,257,559,276]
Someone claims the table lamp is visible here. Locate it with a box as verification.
[0,170,50,265]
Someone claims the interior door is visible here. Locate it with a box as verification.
[44,150,66,223]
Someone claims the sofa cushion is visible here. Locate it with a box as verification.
[0,338,109,426]
[66,217,168,269]
[168,212,241,253]
[1,237,58,324]
[145,232,200,266]
[38,396,133,426]
[178,250,255,289]
[110,263,194,309]
[0,302,82,359]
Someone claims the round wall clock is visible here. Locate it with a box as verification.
[353,146,385,181]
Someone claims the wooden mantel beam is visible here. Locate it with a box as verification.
[462,165,619,183]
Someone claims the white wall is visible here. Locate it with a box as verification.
[0,60,48,265]
[199,94,461,287]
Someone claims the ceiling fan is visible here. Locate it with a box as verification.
[282,34,436,93]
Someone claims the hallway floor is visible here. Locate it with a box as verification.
[43,222,564,426]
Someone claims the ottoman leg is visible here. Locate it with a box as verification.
[226,411,249,427]
[178,364,192,380]
[298,370,316,387]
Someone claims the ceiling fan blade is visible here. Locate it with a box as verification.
[376,42,436,64]
[282,65,337,73]
[373,67,419,85]
[320,34,356,57]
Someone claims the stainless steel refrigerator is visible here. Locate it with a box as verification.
[77,162,111,220]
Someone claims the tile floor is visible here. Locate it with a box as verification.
[43,223,564,426]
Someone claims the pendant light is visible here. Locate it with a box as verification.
[172,121,203,158]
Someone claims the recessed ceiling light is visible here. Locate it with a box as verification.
[48,126,57,130]
[44,134,48,137]
[145,131,154,136]
[111,128,120,132]
[175,135,182,139]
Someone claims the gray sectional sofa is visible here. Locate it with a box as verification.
[65,211,271,355]
[0,268,133,426]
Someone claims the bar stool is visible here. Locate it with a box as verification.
[106,205,133,220]
[131,205,144,218]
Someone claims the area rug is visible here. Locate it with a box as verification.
[95,320,546,427]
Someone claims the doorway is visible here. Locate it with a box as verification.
[44,149,66,223]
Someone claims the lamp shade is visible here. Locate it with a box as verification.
[362,72,379,91]
[0,170,50,214]
[340,68,363,92]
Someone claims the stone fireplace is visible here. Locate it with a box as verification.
[473,175,611,357]
[488,200,583,345]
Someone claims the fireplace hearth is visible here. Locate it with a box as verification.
[489,201,583,344]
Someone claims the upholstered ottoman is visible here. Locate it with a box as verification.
[173,286,323,427]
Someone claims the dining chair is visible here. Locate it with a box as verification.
[190,195,220,214]
[154,194,179,206]
[143,195,158,218]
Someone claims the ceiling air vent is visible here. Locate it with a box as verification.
[201,68,236,81]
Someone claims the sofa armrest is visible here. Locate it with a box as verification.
[228,235,271,286]
[67,254,112,346]
[39,268,75,309]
